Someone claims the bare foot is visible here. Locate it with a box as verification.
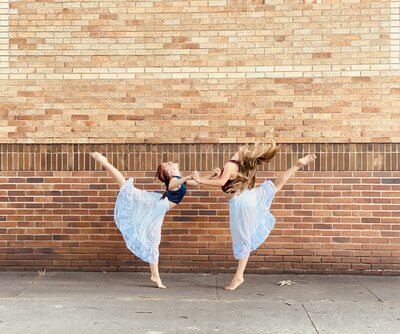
[224,276,244,291]
[150,276,166,289]
[90,152,108,165]
[298,154,317,166]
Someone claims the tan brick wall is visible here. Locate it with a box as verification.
[1,0,400,143]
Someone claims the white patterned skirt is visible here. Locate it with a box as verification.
[114,178,170,264]
[229,180,276,259]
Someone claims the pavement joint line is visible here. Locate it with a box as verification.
[301,303,320,334]
[3,295,399,311]
[1,296,283,303]
[215,275,220,300]
[351,276,384,303]
[6,295,395,304]
[13,275,42,298]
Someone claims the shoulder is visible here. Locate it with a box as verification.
[224,160,239,169]
[168,175,183,191]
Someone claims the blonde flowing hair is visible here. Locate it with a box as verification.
[227,140,278,194]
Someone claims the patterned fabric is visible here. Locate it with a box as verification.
[228,180,276,259]
[114,178,170,264]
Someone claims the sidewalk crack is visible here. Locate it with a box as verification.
[302,303,320,334]
[352,276,383,303]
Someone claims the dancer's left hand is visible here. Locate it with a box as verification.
[192,170,201,183]
[212,167,221,177]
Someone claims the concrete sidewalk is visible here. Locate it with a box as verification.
[0,272,399,334]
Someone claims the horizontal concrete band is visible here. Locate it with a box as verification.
[0,143,399,171]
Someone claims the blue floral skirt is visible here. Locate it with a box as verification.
[114,178,170,264]
[229,180,276,259]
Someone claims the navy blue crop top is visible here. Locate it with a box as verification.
[164,176,187,204]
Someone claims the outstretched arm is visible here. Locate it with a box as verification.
[194,163,237,187]
[273,154,317,193]
[169,174,195,190]
[185,168,221,187]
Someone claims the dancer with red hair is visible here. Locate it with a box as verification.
[91,152,217,289]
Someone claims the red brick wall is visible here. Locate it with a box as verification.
[1,144,399,275]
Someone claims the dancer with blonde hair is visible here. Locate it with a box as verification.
[194,141,317,290]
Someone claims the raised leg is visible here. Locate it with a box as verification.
[273,153,317,193]
[90,152,126,188]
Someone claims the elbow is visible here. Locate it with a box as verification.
[169,181,181,189]
[199,178,225,187]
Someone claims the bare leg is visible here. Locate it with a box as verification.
[224,256,249,291]
[273,153,317,193]
[90,152,126,187]
[150,263,166,289]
